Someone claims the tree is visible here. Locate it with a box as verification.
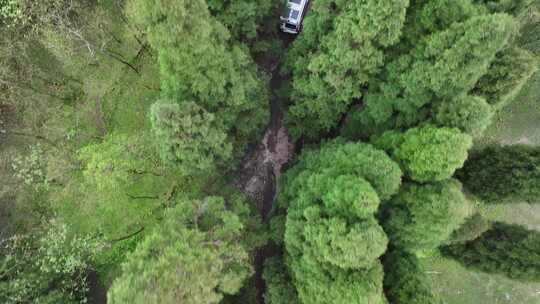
[397,0,484,53]
[373,125,472,182]
[434,95,494,137]
[150,101,232,173]
[263,257,300,304]
[74,132,175,239]
[206,0,277,42]
[442,222,540,282]
[0,222,101,304]
[277,141,402,303]
[349,13,517,138]
[457,145,540,203]
[383,249,442,304]
[291,260,387,304]
[285,0,409,139]
[447,213,492,244]
[108,196,257,304]
[382,180,471,251]
[129,0,268,145]
[474,47,538,108]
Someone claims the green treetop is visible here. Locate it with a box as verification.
[382,180,471,252]
[108,196,258,304]
[350,13,516,137]
[373,125,472,182]
[286,0,409,139]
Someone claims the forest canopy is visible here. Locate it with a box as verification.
[1,0,539,303]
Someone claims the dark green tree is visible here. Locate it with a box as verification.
[383,249,442,304]
[263,256,300,304]
[474,47,538,108]
[373,125,472,182]
[383,180,471,251]
[442,222,540,282]
[457,145,540,203]
[447,213,492,244]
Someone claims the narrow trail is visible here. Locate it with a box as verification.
[234,33,296,304]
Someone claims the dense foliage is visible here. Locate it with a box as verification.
[345,13,516,138]
[382,180,470,251]
[383,249,442,304]
[108,196,262,303]
[442,222,540,282]
[2,0,539,302]
[458,145,540,203]
[373,125,472,182]
[284,0,409,139]
[278,141,402,303]
[130,0,269,168]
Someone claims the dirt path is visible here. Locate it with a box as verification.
[234,33,296,304]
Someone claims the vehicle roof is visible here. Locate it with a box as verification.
[283,0,308,25]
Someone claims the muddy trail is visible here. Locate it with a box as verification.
[234,33,296,304]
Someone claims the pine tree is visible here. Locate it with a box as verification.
[382,180,471,251]
[285,0,409,139]
[458,145,540,203]
[373,125,473,182]
[474,47,538,108]
[108,196,259,303]
[442,222,540,282]
[129,0,268,164]
[349,13,517,138]
[434,95,494,137]
[278,141,402,303]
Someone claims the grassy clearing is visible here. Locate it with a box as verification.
[479,69,540,146]
[422,254,540,304]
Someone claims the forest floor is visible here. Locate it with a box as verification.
[234,32,296,304]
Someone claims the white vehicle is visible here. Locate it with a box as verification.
[280,0,309,34]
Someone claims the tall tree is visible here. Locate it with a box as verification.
[474,47,538,108]
[373,125,472,182]
[108,196,260,303]
[348,13,517,138]
[383,249,442,304]
[457,145,540,203]
[285,0,409,139]
[382,180,471,252]
[278,141,402,303]
[434,95,494,137]
[129,0,268,165]
[442,222,540,282]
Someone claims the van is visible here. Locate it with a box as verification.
[280,0,309,34]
